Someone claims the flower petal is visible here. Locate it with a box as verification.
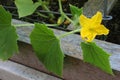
[96,25,109,35]
[91,11,102,25]
[81,28,97,42]
[79,11,109,42]
[86,32,97,42]
[79,14,90,28]
[81,28,89,39]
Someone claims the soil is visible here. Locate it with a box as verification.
[1,0,120,44]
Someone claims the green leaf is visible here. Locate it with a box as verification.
[30,23,64,76]
[81,42,113,75]
[70,4,83,17]
[0,6,18,60]
[15,0,41,18]
[70,4,83,28]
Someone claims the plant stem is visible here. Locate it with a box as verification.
[46,24,58,26]
[42,4,55,19]
[36,12,49,18]
[58,29,80,39]
[13,23,58,27]
[13,24,34,27]
[58,0,73,23]
[38,0,55,19]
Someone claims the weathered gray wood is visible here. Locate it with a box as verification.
[11,19,120,80]
[83,0,118,17]
[11,41,120,80]
[0,60,60,80]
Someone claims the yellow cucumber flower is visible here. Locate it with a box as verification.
[79,11,109,42]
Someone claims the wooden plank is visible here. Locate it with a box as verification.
[11,19,120,80]
[83,0,118,17]
[11,41,120,80]
[0,60,60,80]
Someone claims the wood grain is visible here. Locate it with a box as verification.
[83,0,118,17]
[11,19,120,80]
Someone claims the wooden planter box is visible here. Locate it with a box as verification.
[0,0,119,80]
[10,18,120,80]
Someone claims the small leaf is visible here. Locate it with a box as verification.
[81,42,113,75]
[30,23,64,76]
[15,0,41,17]
[0,6,18,60]
[70,4,83,17]
[70,4,83,27]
